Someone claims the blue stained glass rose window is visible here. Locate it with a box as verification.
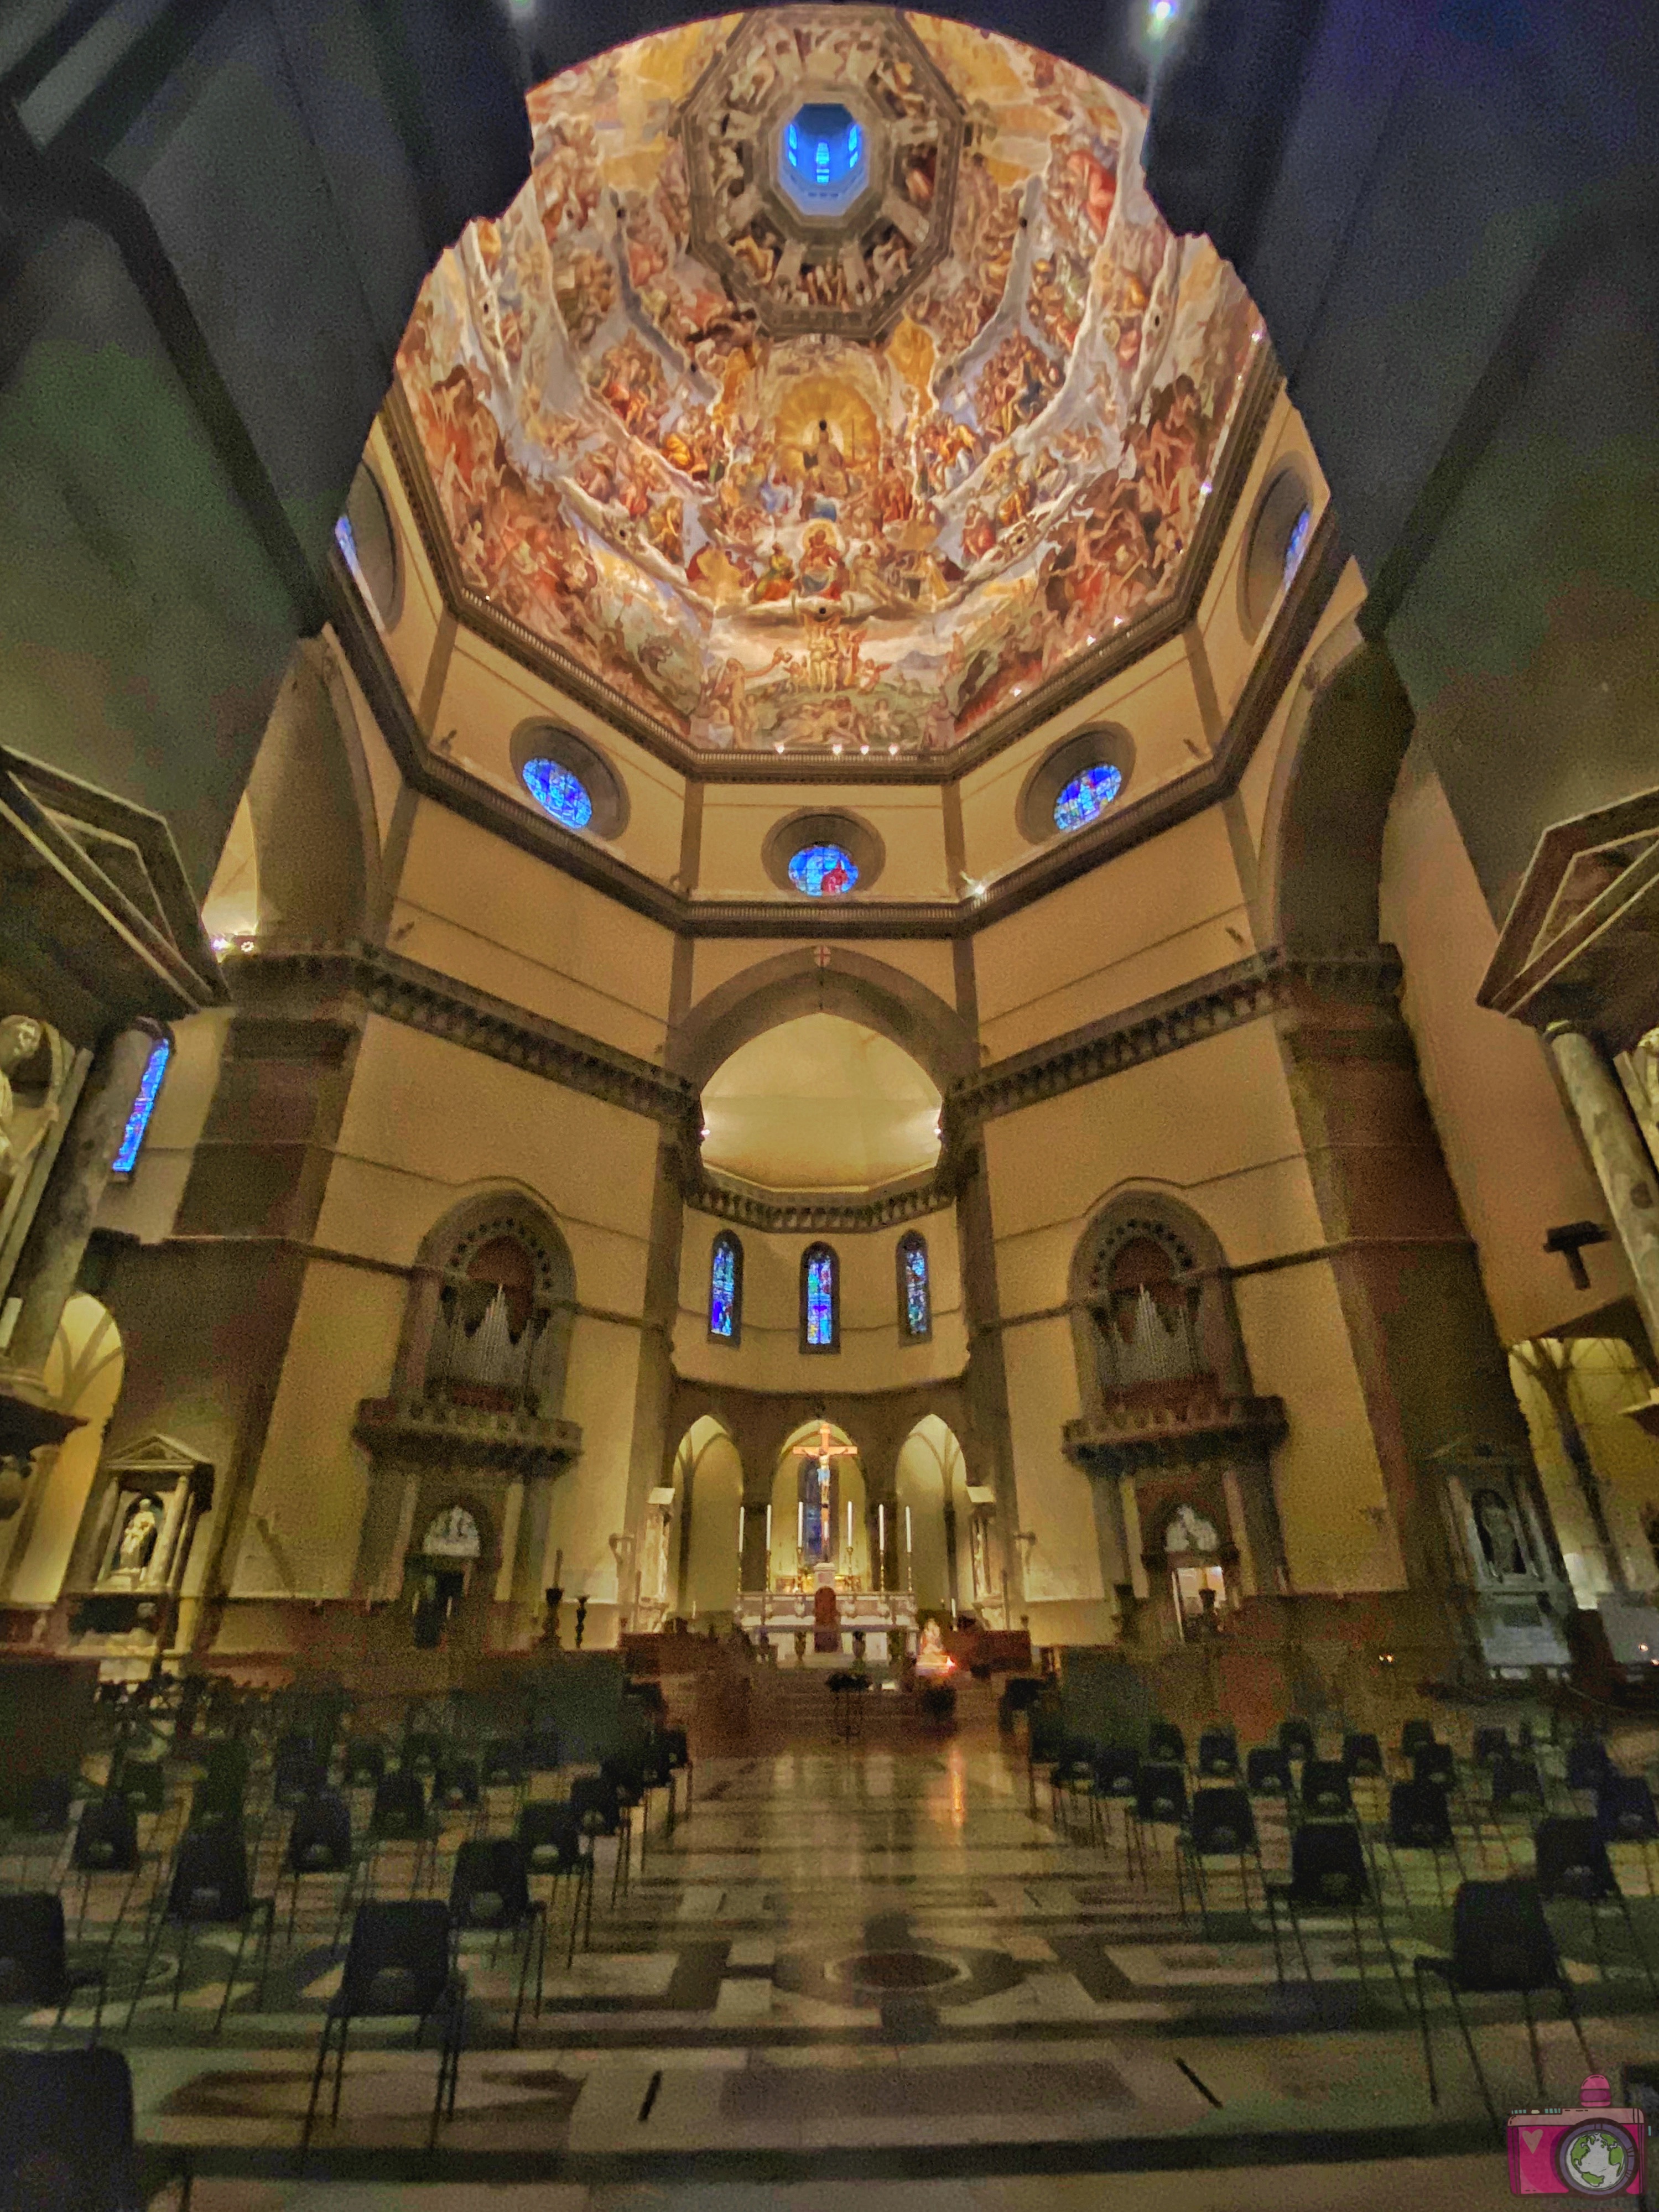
[522,757,595,831]
[1282,504,1313,596]
[710,1235,740,1340]
[804,1247,836,1348]
[788,843,859,897]
[1053,763,1123,833]
[901,1237,930,1337]
[111,1036,172,1178]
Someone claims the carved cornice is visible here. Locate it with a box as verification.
[682,1165,959,1234]
[1063,1391,1288,1474]
[353,1395,583,1472]
[227,942,697,1129]
[949,948,1403,1126]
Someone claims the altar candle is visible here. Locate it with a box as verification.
[738,1505,746,1572]
[846,1498,853,1553]
[798,1500,804,1562]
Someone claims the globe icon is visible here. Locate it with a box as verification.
[1558,2119,1638,2195]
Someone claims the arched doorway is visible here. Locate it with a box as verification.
[771,1421,867,1589]
[670,1416,743,1624]
[894,1415,969,1621]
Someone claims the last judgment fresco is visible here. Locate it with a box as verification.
[397,9,1260,758]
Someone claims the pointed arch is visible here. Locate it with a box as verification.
[800,1241,839,1352]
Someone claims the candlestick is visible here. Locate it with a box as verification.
[906,1505,913,1593]
[765,1503,772,1589]
[797,1499,804,1566]
[738,1505,746,1585]
[846,1497,853,1557]
[877,1503,885,1594]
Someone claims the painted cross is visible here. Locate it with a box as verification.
[791,1420,858,1568]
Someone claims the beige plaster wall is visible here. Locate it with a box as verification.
[957,633,1206,891]
[431,629,685,888]
[696,784,951,903]
[983,1017,1398,1602]
[389,801,675,1062]
[673,1206,966,1393]
[973,808,1252,1061]
[0,1294,125,1605]
[1379,740,1626,1344]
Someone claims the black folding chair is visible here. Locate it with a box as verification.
[0,2046,193,2209]
[1298,1761,1355,1821]
[1564,1736,1613,1794]
[364,1772,439,1896]
[449,1838,546,2044]
[1416,1880,1592,2136]
[184,1773,245,1841]
[434,1758,482,1819]
[1128,1763,1188,1881]
[1488,1757,1547,1864]
[1246,1746,1293,1798]
[1533,1816,1659,2006]
[518,1802,595,1963]
[1175,1786,1261,1932]
[1147,1721,1187,1767]
[272,1743,328,1812]
[340,1740,387,1793]
[67,1795,144,1940]
[1265,1821,1405,2002]
[1047,1737,1099,1841]
[1385,1778,1464,1902]
[1595,1773,1659,1844]
[662,1725,693,1821]
[1278,1719,1315,1765]
[1398,1719,1436,1765]
[571,1772,628,1905]
[1196,1727,1239,1780]
[301,1901,464,2156]
[480,1737,528,1794]
[1341,1733,1384,1779]
[1412,1742,1458,1792]
[279,1789,356,1949]
[124,1831,274,2036]
[401,1730,444,1779]
[1472,1726,1510,1767]
[1091,1746,1141,1823]
[0,1893,108,2042]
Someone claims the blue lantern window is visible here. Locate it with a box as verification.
[899,1233,930,1339]
[111,1035,172,1179]
[1053,763,1123,834]
[710,1232,742,1342]
[803,1244,838,1350]
[788,842,859,897]
[779,102,868,218]
[522,757,595,831]
[1282,504,1313,597]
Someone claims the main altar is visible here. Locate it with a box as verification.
[737,1564,919,1666]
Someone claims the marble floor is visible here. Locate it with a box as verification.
[11,1711,1659,2210]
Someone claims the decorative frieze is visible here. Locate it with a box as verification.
[1063,1391,1288,1475]
[353,1394,583,1475]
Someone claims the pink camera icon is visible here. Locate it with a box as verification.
[1509,2074,1645,2195]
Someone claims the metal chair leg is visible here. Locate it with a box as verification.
[1448,1982,1500,2138]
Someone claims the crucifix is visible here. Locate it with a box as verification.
[791,1418,858,1576]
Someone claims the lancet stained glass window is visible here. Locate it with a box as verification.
[709,1232,742,1342]
[522,757,595,831]
[1053,762,1122,833]
[788,842,859,897]
[111,1035,172,1178]
[899,1232,930,1339]
[1282,504,1313,596]
[802,1243,838,1350]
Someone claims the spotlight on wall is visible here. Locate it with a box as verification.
[1146,0,1179,38]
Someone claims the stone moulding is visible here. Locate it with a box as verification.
[948,947,1404,1127]
[683,1165,959,1234]
[233,941,698,1129]
[353,1395,583,1472]
[1063,1392,1289,1474]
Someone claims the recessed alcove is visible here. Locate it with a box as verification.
[699,1014,942,1195]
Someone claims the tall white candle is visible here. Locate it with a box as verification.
[798,1500,804,1563]
[846,1498,854,1553]
[738,1505,746,1576]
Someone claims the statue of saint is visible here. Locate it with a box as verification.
[1473,1488,1526,1579]
[914,1617,953,1677]
[0,1014,45,1206]
[117,1496,162,1576]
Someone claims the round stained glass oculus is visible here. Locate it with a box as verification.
[778,102,868,218]
[522,757,594,831]
[788,842,859,897]
[1053,763,1123,833]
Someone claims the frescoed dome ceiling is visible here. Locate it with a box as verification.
[396,8,1259,762]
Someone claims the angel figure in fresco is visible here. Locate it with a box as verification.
[749,547,796,604]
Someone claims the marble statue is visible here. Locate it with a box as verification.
[117,1495,162,1575]
[914,1618,953,1677]
[1474,1487,1526,1579]
[0,1014,44,1206]
[1166,1503,1220,1554]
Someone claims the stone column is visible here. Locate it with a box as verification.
[1548,1023,1659,1360]
[3,1023,159,1379]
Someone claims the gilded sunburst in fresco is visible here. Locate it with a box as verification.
[396,9,1258,759]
